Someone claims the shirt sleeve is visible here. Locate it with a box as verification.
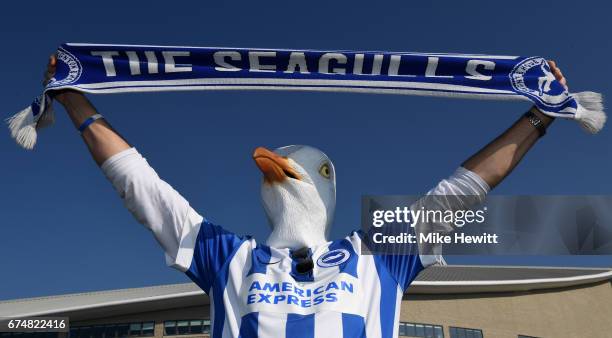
[414,166,490,268]
[101,147,204,271]
[376,167,490,291]
[101,148,248,293]
[185,220,249,294]
[375,246,425,292]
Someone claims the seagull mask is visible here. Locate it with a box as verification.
[253,145,336,249]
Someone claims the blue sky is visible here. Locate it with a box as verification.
[1,0,610,300]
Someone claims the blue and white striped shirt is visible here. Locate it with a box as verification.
[101,148,489,338]
[186,222,423,338]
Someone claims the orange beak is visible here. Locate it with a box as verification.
[253,147,301,183]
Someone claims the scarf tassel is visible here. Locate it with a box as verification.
[573,91,606,134]
[5,95,54,150]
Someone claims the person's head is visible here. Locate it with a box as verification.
[253,145,336,249]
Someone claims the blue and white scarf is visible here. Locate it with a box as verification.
[7,43,606,149]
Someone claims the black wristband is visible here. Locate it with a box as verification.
[524,109,547,137]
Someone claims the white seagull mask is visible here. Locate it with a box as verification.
[253,145,336,249]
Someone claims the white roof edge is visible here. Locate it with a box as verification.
[4,290,205,319]
[3,268,611,318]
[0,283,194,305]
[411,269,612,287]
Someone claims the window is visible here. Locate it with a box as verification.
[104,325,117,338]
[399,321,444,337]
[449,327,483,338]
[164,320,211,336]
[188,320,203,334]
[116,324,129,337]
[176,321,189,335]
[92,326,106,338]
[79,327,92,338]
[129,323,142,336]
[69,322,154,338]
[164,321,176,336]
[141,323,154,337]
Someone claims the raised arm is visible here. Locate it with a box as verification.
[45,55,130,165]
[412,61,567,267]
[462,61,567,189]
[44,55,203,271]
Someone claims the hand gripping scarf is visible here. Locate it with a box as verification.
[6,43,606,149]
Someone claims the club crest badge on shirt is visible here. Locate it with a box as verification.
[317,249,350,268]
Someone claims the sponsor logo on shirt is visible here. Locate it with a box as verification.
[246,279,354,309]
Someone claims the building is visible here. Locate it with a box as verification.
[1,265,611,338]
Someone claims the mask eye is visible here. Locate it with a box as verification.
[319,163,331,179]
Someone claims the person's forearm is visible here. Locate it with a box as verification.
[57,91,130,166]
[462,107,554,189]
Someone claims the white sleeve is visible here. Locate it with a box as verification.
[415,167,490,267]
[101,148,203,271]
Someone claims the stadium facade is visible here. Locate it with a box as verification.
[1,266,611,338]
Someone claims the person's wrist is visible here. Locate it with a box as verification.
[530,106,555,126]
[523,107,553,138]
[52,89,84,106]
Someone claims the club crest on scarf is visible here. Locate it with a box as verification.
[510,57,572,110]
[48,48,83,88]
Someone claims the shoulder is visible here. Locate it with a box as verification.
[199,219,253,242]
